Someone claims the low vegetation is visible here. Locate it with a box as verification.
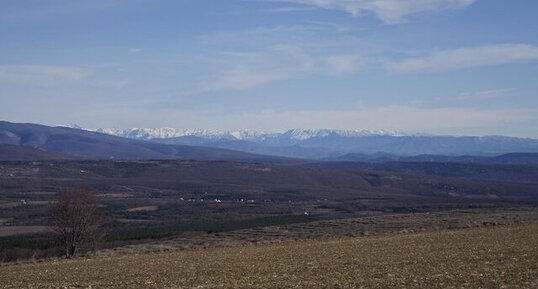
[1,223,537,288]
[50,188,103,258]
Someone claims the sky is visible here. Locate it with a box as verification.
[1,0,537,137]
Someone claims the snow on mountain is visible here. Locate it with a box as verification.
[123,128,219,140]
[282,129,403,140]
[95,128,124,136]
[69,126,401,140]
[96,128,224,140]
[59,125,538,157]
[70,126,265,141]
[65,125,402,141]
[227,130,267,140]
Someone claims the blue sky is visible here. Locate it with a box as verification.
[1,0,537,137]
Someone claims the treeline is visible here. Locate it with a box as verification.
[1,214,315,263]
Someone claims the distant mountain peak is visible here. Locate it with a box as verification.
[59,123,84,130]
[3,121,538,160]
[81,127,268,141]
[76,127,404,141]
[282,128,404,140]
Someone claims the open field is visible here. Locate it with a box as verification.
[0,226,49,238]
[1,223,537,288]
[104,208,538,254]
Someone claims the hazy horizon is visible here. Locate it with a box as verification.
[2,1,538,138]
[0,120,535,139]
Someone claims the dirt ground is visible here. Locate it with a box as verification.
[1,222,537,289]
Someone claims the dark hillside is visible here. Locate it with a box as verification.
[0,121,296,163]
[310,161,538,184]
[0,145,74,160]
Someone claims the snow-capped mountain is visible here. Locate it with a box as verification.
[63,125,538,159]
[90,128,267,141]
[79,127,402,141]
[97,128,219,140]
[280,129,403,140]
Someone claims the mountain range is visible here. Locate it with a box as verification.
[0,121,293,163]
[2,121,538,162]
[82,127,403,142]
[76,126,538,159]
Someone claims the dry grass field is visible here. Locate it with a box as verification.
[104,208,538,255]
[1,223,537,289]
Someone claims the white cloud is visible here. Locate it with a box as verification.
[386,44,538,73]
[264,5,318,13]
[128,48,143,53]
[196,45,360,92]
[197,65,297,92]
[196,47,310,92]
[456,88,513,100]
[266,0,476,23]
[0,65,88,85]
[0,2,121,24]
[0,64,132,90]
[192,22,366,92]
[325,55,361,74]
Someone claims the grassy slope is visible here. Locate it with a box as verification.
[1,224,537,289]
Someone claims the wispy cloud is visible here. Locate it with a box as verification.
[193,22,365,93]
[196,45,360,92]
[0,64,132,90]
[264,0,476,23]
[325,55,361,74]
[0,65,89,85]
[263,5,318,13]
[386,44,538,73]
[128,48,143,53]
[0,1,121,24]
[196,47,310,92]
[456,88,514,100]
[197,22,360,47]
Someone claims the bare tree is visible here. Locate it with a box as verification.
[50,188,103,258]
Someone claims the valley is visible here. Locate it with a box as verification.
[1,158,537,262]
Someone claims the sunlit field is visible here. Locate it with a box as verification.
[2,223,536,289]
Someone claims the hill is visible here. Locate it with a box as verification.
[5,122,538,162]
[0,145,73,161]
[311,160,538,184]
[327,152,538,164]
[0,121,295,163]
